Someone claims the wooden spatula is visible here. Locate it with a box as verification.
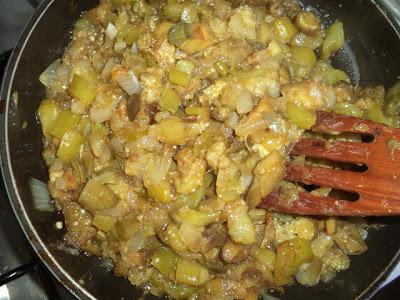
[260,111,400,216]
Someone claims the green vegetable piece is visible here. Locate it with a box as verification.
[259,22,272,44]
[286,101,316,129]
[164,0,184,22]
[169,68,191,86]
[49,110,80,139]
[92,215,117,232]
[57,130,84,162]
[37,99,60,135]
[322,21,344,60]
[175,60,194,74]
[168,23,188,46]
[273,17,298,43]
[254,248,276,270]
[79,179,119,213]
[274,238,313,286]
[151,248,177,275]
[214,60,229,77]
[181,3,200,23]
[322,68,350,85]
[176,259,210,286]
[69,74,96,106]
[150,273,196,299]
[333,102,362,117]
[385,81,400,117]
[291,46,317,67]
[366,101,393,126]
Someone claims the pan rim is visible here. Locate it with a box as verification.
[0,0,399,299]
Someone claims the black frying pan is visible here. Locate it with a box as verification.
[1,0,400,299]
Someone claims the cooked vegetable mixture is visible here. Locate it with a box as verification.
[37,0,400,299]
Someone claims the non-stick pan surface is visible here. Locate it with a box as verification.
[1,0,400,299]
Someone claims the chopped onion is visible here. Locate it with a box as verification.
[225,111,239,129]
[131,43,139,53]
[324,85,337,108]
[90,105,113,123]
[175,60,194,74]
[236,89,254,114]
[111,136,125,154]
[105,22,117,41]
[71,98,86,114]
[235,118,268,137]
[101,58,117,79]
[98,258,114,272]
[114,40,127,52]
[136,135,161,151]
[72,59,93,77]
[129,232,146,252]
[265,113,287,134]
[144,154,172,185]
[239,174,253,190]
[114,70,142,96]
[29,178,54,212]
[39,59,61,89]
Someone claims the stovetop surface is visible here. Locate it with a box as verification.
[0,0,399,299]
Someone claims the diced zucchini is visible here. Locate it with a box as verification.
[273,17,298,43]
[254,248,276,271]
[163,0,184,22]
[176,186,205,208]
[156,117,186,145]
[322,21,344,60]
[160,88,181,113]
[165,223,188,252]
[37,99,60,135]
[333,102,362,117]
[92,215,117,232]
[214,60,229,77]
[321,68,350,85]
[79,179,119,213]
[57,130,84,162]
[185,106,210,119]
[147,181,172,203]
[366,101,392,126]
[155,21,175,43]
[169,68,191,87]
[177,23,215,54]
[274,238,313,286]
[227,201,256,244]
[176,259,210,286]
[286,101,316,129]
[385,80,400,117]
[124,25,142,45]
[181,3,200,23]
[175,60,194,74]
[151,247,177,275]
[149,273,196,299]
[259,21,272,44]
[49,110,80,139]
[290,46,317,67]
[295,256,323,286]
[115,218,141,240]
[69,74,96,106]
[173,207,220,227]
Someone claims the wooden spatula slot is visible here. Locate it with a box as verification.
[261,111,400,216]
[299,183,360,202]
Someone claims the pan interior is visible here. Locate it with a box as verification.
[1,0,399,299]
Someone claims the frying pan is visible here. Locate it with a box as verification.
[1,0,400,299]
